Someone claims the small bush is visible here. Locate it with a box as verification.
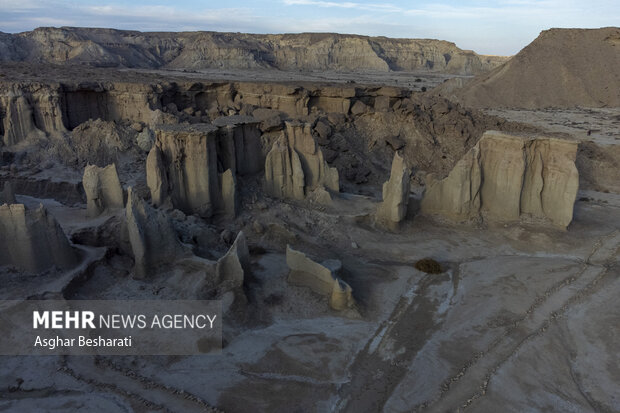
[414,258,442,274]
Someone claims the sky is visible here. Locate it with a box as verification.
[0,0,618,55]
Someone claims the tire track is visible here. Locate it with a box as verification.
[417,230,618,412]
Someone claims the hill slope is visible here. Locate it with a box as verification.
[444,28,620,108]
[0,27,508,75]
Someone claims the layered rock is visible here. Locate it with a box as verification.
[421,131,579,228]
[215,231,250,297]
[0,27,508,75]
[147,121,259,217]
[376,152,411,227]
[125,187,185,278]
[1,95,44,146]
[265,122,339,200]
[82,163,124,217]
[0,203,78,272]
[286,245,355,311]
[264,136,305,200]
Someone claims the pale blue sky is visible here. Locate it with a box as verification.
[0,0,617,55]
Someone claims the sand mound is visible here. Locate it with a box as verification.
[443,28,620,109]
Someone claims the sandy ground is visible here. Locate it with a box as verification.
[133,68,464,91]
[0,184,618,412]
[484,107,620,145]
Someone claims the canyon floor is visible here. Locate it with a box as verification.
[0,64,618,413]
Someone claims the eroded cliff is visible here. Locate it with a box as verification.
[421,131,579,228]
[0,27,508,75]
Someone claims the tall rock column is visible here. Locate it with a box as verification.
[125,187,185,279]
[83,163,125,217]
[148,124,220,217]
[376,152,411,227]
[264,121,339,200]
[147,124,244,218]
[265,136,305,200]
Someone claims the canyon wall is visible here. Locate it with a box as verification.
[0,27,508,75]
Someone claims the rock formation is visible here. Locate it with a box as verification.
[146,144,168,207]
[0,203,78,272]
[265,136,306,200]
[219,169,237,218]
[421,131,579,228]
[125,187,185,279]
[376,152,411,227]
[265,122,339,200]
[215,231,250,297]
[82,163,124,217]
[136,127,154,152]
[0,27,508,75]
[1,95,44,146]
[286,245,355,311]
[147,121,259,217]
[0,181,16,204]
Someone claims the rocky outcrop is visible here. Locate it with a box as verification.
[265,136,305,200]
[421,131,579,228]
[215,231,250,297]
[82,163,124,217]
[1,95,45,146]
[219,169,237,218]
[147,121,259,217]
[286,245,355,311]
[0,203,78,272]
[0,181,16,204]
[125,187,185,279]
[265,122,339,200]
[286,122,339,192]
[376,152,411,227]
[146,145,168,207]
[0,27,508,75]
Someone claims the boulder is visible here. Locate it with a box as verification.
[286,245,355,311]
[421,131,579,228]
[125,187,185,279]
[0,203,78,272]
[350,100,369,116]
[82,164,124,217]
[377,152,411,227]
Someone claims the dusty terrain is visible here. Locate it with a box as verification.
[438,27,620,108]
[0,27,619,413]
